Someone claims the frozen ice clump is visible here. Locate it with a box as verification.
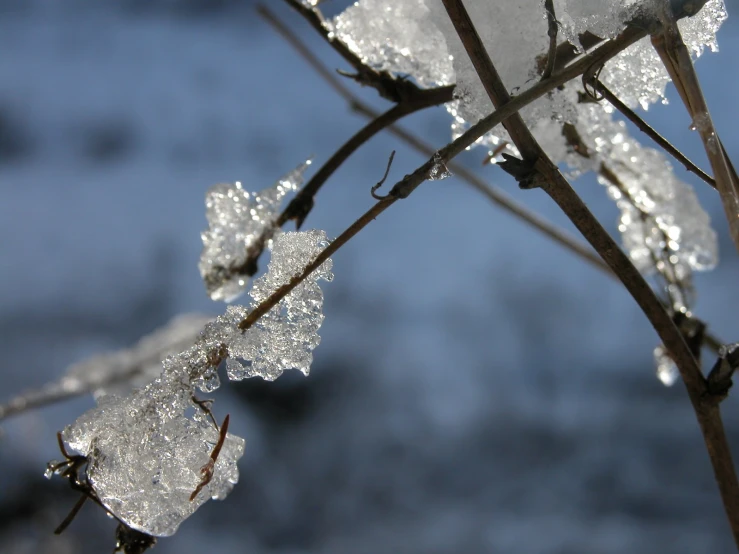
[331,0,453,88]
[598,0,726,110]
[426,0,549,127]
[572,99,718,280]
[428,153,453,180]
[199,161,310,302]
[61,374,245,537]
[227,230,333,381]
[331,0,725,143]
[54,228,335,536]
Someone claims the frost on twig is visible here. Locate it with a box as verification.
[53,228,334,537]
[199,160,311,302]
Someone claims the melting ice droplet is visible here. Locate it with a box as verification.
[428,153,452,181]
[654,344,679,387]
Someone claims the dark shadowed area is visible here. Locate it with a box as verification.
[1,1,739,553]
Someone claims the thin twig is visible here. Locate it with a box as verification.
[54,495,88,535]
[371,150,396,199]
[440,0,739,548]
[0,314,210,422]
[190,414,230,502]
[278,103,445,229]
[589,79,716,189]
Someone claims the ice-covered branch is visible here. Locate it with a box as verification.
[49,229,335,540]
[438,0,739,547]
[0,314,212,421]
[259,3,625,274]
[283,0,455,105]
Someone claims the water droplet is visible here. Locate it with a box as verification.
[654,345,679,387]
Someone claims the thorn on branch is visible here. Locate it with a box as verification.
[582,63,606,101]
[371,150,396,199]
[707,345,739,402]
[498,154,542,189]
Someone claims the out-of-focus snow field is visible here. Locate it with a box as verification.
[1,1,739,552]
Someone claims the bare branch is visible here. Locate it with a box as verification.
[278,103,445,229]
[439,0,739,547]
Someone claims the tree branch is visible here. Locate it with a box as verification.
[440,0,739,548]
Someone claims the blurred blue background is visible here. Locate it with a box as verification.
[1,0,739,552]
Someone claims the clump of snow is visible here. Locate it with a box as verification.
[199,161,310,302]
[331,0,453,88]
[62,374,245,537]
[227,230,334,381]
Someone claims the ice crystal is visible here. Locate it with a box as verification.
[62,374,245,537]
[227,230,333,381]
[654,344,679,386]
[199,161,310,302]
[428,153,453,181]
